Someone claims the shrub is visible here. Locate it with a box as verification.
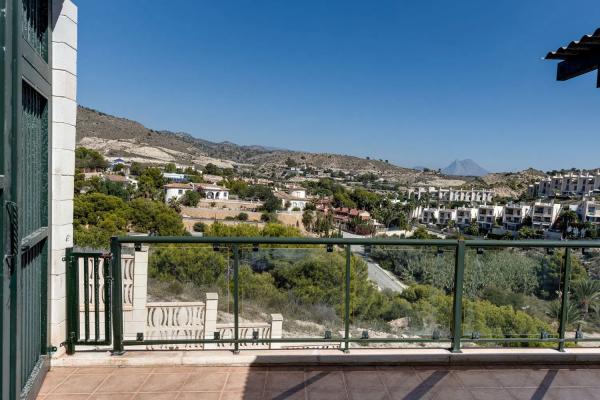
[193,222,206,232]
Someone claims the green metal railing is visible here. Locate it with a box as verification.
[64,250,112,354]
[66,237,600,355]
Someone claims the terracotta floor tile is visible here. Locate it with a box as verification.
[182,372,229,391]
[225,371,266,392]
[89,394,135,400]
[344,371,385,391]
[220,392,263,400]
[305,371,345,392]
[74,367,116,374]
[387,385,436,400]
[178,392,222,400]
[307,391,348,400]
[431,387,474,400]
[414,369,463,388]
[152,366,198,374]
[263,389,307,400]
[132,393,180,400]
[265,371,305,391]
[347,389,391,400]
[550,369,597,387]
[379,369,423,390]
[53,373,108,394]
[454,370,504,388]
[95,373,150,393]
[45,395,90,400]
[39,371,71,394]
[469,388,515,400]
[140,373,189,392]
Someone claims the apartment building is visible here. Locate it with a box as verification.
[528,171,600,198]
[438,209,457,225]
[407,187,494,204]
[531,202,562,231]
[456,207,478,227]
[502,203,531,231]
[420,208,440,224]
[477,205,503,230]
[578,200,600,225]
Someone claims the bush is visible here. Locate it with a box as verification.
[236,212,249,221]
[193,222,206,232]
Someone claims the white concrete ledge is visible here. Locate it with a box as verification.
[50,348,600,368]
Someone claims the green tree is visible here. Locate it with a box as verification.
[180,190,200,207]
[137,167,165,200]
[571,279,600,318]
[164,163,177,173]
[129,198,187,236]
[75,147,108,170]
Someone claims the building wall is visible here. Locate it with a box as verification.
[50,0,78,357]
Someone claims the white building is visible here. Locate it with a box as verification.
[420,208,440,224]
[276,186,308,211]
[456,207,478,227]
[200,184,229,200]
[502,203,531,231]
[578,200,600,225]
[164,183,195,203]
[477,205,503,230]
[531,202,562,231]
[407,186,494,204]
[529,171,600,198]
[438,209,457,225]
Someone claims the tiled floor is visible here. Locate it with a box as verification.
[37,364,600,400]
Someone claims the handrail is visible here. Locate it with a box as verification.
[114,235,600,248]
[62,236,600,356]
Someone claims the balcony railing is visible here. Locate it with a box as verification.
[65,237,600,356]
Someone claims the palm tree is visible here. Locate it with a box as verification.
[547,299,582,328]
[571,279,600,318]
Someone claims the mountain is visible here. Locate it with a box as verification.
[442,159,489,177]
[76,106,422,181]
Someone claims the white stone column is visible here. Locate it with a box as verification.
[49,0,77,358]
[124,247,149,343]
[203,293,219,349]
[269,313,283,349]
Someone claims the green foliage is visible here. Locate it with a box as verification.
[204,163,234,177]
[73,193,129,248]
[236,212,249,221]
[193,222,206,232]
[164,163,177,173]
[149,245,227,287]
[137,167,166,200]
[180,190,200,207]
[75,147,108,170]
[129,198,187,236]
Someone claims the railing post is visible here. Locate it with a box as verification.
[451,240,466,353]
[344,245,351,353]
[558,247,572,352]
[232,244,240,354]
[111,237,125,355]
[64,248,76,355]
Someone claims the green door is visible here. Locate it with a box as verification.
[1,0,51,399]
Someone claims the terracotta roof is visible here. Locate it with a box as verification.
[164,183,194,189]
[105,174,128,183]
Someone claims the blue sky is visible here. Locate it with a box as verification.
[77,0,600,172]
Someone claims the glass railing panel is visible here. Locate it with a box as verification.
[361,244,455,348]
[566,247,600,347]
[238,245,345,350]
[124,242,232,349]
[462,247,561,348]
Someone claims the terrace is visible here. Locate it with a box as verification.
[41,236,600,399]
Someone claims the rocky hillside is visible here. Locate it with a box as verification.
[461,168,547,198]
[76,106,421,179]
